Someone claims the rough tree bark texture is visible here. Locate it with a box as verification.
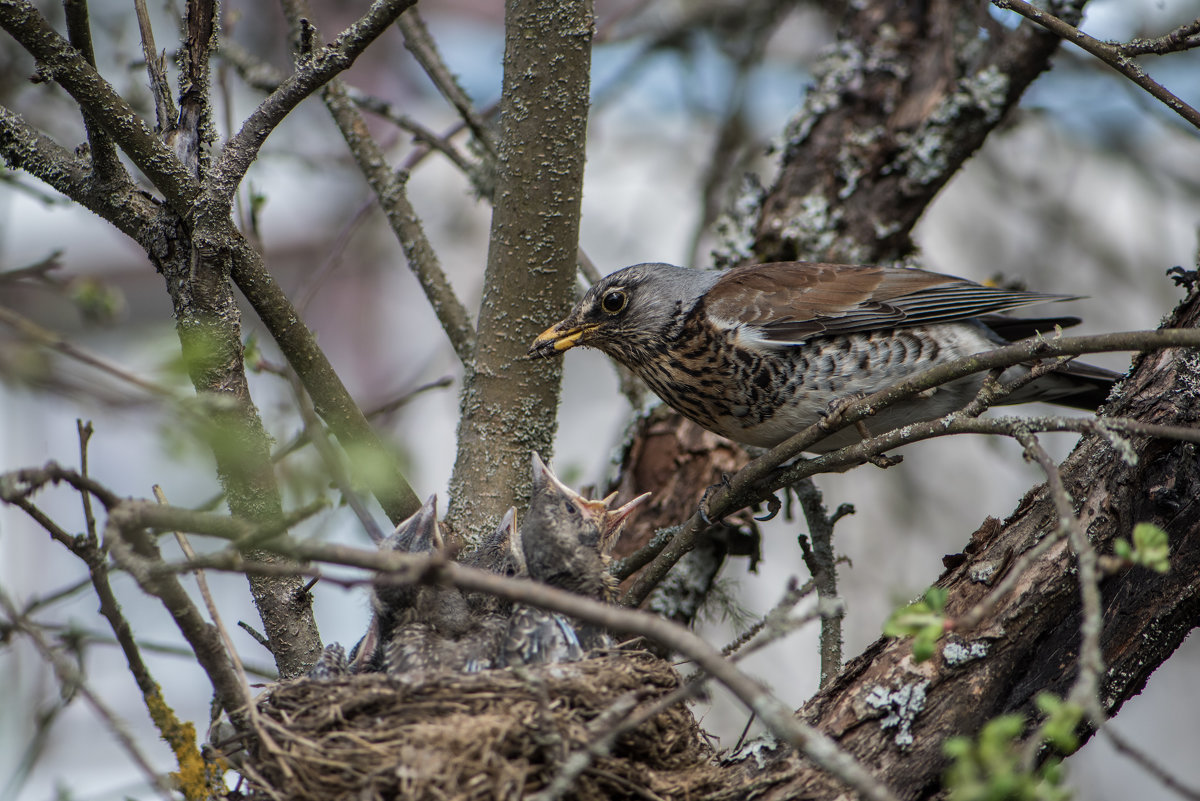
[755,0,1079,266]
[447,0,595,542]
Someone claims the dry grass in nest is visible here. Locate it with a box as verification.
[235,652,723,801]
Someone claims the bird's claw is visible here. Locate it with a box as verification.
[698,473,733,524]
[868,453,903,468]
[821,392,870,429]
[754,494,782,521]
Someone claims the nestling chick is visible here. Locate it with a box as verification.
[386,508,523,674]
[348,494,442,673]
[505,454,648,665]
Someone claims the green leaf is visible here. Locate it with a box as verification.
[1115,523,1170,573]
[1035,693,1083,754]
[1131,523,1170,572]
[883,588,949,663]
[943,709,1073,801]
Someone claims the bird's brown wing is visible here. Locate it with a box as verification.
[704,262,1079,343]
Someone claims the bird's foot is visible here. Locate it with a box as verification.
[867,452,903,469]
[1167,265,1199,291]
[754,493,782,522]
[821,391,871,430]
[848,415,902,468]
[699,473,733,524]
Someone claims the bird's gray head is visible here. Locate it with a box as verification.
[528,263,718,366]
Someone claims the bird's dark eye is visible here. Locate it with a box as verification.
[601,289,627,315]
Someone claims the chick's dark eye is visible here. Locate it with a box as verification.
[601,290,627,314]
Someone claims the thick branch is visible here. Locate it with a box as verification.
[446,0,595,541]
[753,0,1083,264]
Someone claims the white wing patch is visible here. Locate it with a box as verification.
[709,315,806,350]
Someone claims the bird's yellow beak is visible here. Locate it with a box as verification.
[529,322,594,357]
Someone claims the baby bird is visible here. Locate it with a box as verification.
[505,454,648,665]
[386,508,525,674]
[348,494,442,673]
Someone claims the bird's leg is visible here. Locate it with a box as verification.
[852,419,903,468]
[698,473,733,524]
[822,393,902,468]
[821,391,869,423]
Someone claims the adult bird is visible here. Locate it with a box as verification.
[530,261,1119,452]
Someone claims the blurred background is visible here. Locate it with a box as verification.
[2,0,1199,798]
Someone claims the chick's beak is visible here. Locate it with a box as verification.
[529,320,590,358]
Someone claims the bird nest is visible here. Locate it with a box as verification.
[233,653,722,801]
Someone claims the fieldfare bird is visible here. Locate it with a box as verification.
[307,642,350,680]
[374,496,523,675]
[348,493,443,673]
[530,261,1119,452]
[505,454,648,666]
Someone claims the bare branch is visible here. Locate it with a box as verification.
[793,479,848,687]
[992,0,1200,131]
[61,0,125,180]
[0,105,159,238]
[396,9,497,158]
[0,592,175,801]
[287,371,387,545]
[0,1,199,209]
[1119,16,1200,57]
[202,0,418,215]
[1013,430,1106,726]
[226,236,424,525]
[317,77,477,363]
[1104,727,1200,801]
[132,0,177,131]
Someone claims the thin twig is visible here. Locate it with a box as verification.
[316,77,476,363]
[154,485,284,765]
[721,578,815,657]
[1118,17,1200,57]
[0,306,179,399]
[793,479,849,687]
[132,0,177,130]
[217,39,482,186]
[1013,430,1106,727]
[0,592,175,801]
[396,9,496,157]
[0,0,200,210]
[200,0,418,216]
[61,0,125,180]
[101,505,248,718]
[76,419,98,542]
[528,692,642,801]
[992,0,1200,131]
[1105,727,1200,801]
[286,372,387,544]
